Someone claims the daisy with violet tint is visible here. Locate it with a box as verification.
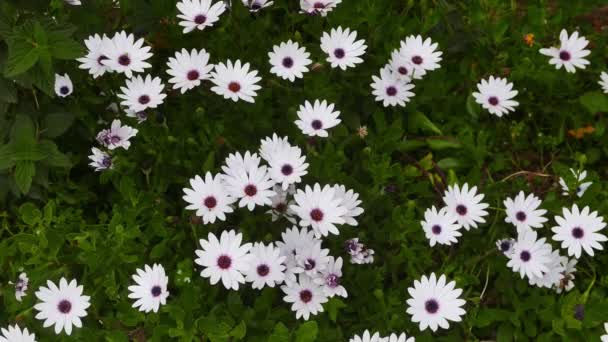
[222,164,275,211]
[370,65,415,107]
[555,257,577,293]
[96,119,138,150]
[266,184,297,223]
[195,230,252,290]
[600,72,608,94]
[527,249,565,289]
[406,273,466,332]
[345,238,375,264]
[503,191,547,234]
[0,325,36,342]
[54,74,73,98]
[126,109,149,123]
[11,272,29,302]
[539,29,590,73]
[294,240,330,276]
[34,278,90,335]
[551,204,607,258]
[349,330,384,342]
[166,48,214,94]
[300,0,342,16]
[268,40,311,82]
[176,0,226,34]
[559,168,592,198]
[77,34,113,78]
[507,229,552,280]
[281,274,328,320]
[389,47,423,80]
[128,264,169,313]
[88,147,113,171]
[276,226,317,282]
[442,183,489,230]
[102,31,152,78]
[496,238,516,257]
[421,206,462,247]
[267,144,309,190]
[242,0,273,12]
[295,99,341,137]
[320,26,367,70]
[245,243,286,289]
[118,74,166,113]
[332,184,364,226]
[472,76,519,117]
[182,172,236,224]
[210,60,261,103]
[386,333,415,342]
[314,256,347,298]
[291,183,347,238]
[396,35,442,76]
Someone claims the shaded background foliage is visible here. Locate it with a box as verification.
[1,0,608,340]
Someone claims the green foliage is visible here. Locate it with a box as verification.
[1,0,608,341]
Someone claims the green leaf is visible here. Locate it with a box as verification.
[326,297,346,322]
[466,94,480,120]
[38,140,71,167]
[427,138,461,150]
[42,112,75,138]
[14,160,35,194]
[0,144,16,170]
[5,38,39,77]
[295,321,318,342]
[268,322,290,342]
[0,78,17,103]
[579,92,608,114]
[408,111,442,135]
[18,202,41,225]
[10,114,36,147]
[229,321,246,340]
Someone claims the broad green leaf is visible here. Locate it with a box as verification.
[42,112,75,138]
[326,297,346,322]
[5,35,40,77]
[268,322,290,342]
[10,114,36,148]
[18,202,41,225]
[0,144,16,170]
[229,321,246,340]
[14,160,35,194]
[427,138,461,150]
[408,111,442,135]
[579,92,608,114]
[38,140,71,167]
[295,321,318,342]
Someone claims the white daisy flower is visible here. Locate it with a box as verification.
[345,238,375,264]
[259,133,291,162]
[300,0,342,16]
[245,242,286,289]
[176,0,226,34]
[88,147,113,172]
[242,0,273,12]
[102,31,153,78]
[281,274,328,320]
[320,26,367,70]
[118,74,166,113]
[555,257,577,294]
[210,60,261,103]
[267,145,309,190]
[421,206,461,247]
[527,249,565,289]
[34,278,90,336]
[294,241,330,276]
[314,256,347,298]
[221,151,262,178]
[96,119,138,150]
[222,164,276,211]
[349,330,384,342]
[195,230,253,290]
[291,183,347,238]
[332,184,364,226]
[266,184,297,223]
[472,76,519,117]
[386,332,415,342]
[0,325,36,342]
[166,48,214,94]
[54,74,73,98]
[370,65,415,107]
[277,226,317,268]
[539,29,590,73]
[295,99,341,137]
[11,272,29,302]
[602,323,608,342]
[268,40,312,82]
[77,34,113,78]
[128,264,169,313]
[442,183,489,230]
[600,72,608,94]
[496,238,516,257]
[552,204,607,258]
[406,273,466,332]
[388,47,423,80]
[507,229,552,279]
[503,191,547,233]
[397,35,442,76]
[182,172,236,224]
[559,168,592,198]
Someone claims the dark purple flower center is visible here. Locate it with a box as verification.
[151,286,162,297]
[228,82,241,93]
[60,86,70,95]
[275,202,287,213]
[102,157,112,168]
[425,299,439,314]
[431,225,442,235]
[251,2,262,10]
[217,255,232,269]
[187,70,200,81]
[118,54,131,66]
[500,241,511,252]
[559,50,571,61]
[244,184,257,197]
[282,57,294,68]
[398,66,408,75]
[194,14,206,25]
[386,86,397,96]
[456,205,467,216]
[571,227,584,239]
[334,48,345,59]
[311,119,323,130]
[516,211,526,222]
[257,264,270,276]
[304,258,316,270]
[327,274,340,288]
[97,55,108,66]
[520,250,531,262]
[281,164,293,176]
[488,96,499,106]
[138,95,151,105]
[412,55,423,65]
[204,196,217,209]
[299,289,313,303]
[313,2,326,9]
[310,208,324,222]
[110,135,121,144]
[58,300,72,314]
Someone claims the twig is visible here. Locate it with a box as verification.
[479,264,490,301]
[500,170,552,182]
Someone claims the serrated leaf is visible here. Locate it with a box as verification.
[14,160,35,194]
[42,112,75,137]
[295,321,318,342]
[10,114,36,147]
[38,140,70,167]
[268,322,289,342]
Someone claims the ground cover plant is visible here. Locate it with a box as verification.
[1,0,608,341]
